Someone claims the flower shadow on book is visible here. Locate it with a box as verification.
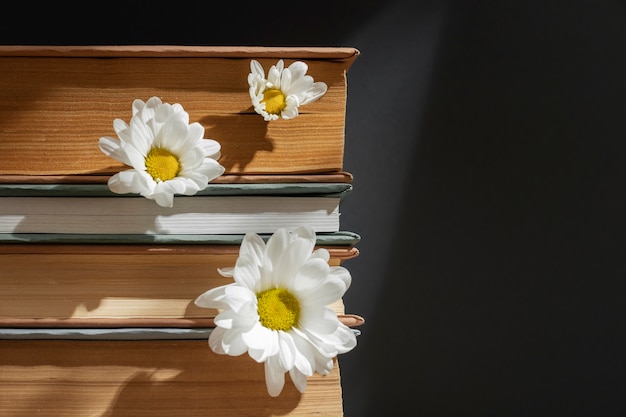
[0,341,303,416]
[102,353,303,416]
[201,113,273,173]
[0,240,225,321]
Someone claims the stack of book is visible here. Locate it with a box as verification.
[0,46,362,415]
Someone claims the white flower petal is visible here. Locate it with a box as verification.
[289,368,308,394]
[243,322,277,357]
[134,97,156,118]
[223,285,257,314]
[249,59,265,78]
[156,116,190,150]
[299,307,341,336]
[233,253,262,291]
[279,67,293,94]
[267,61,283,87]
[265,227,290,257]
[310,247,330,263]
[286,61,308,80]
[292,327,336,374]
[281,97,300,120]
[214,308,256,330]
[300,81,328,105]
[264,357,286,397]
[129,115,154,153]
[179,171,211,193]
[274,238,316,287]
[315,357,334,375]
[287,76,314,101]
[328,266,352,291]
[208,326,228,354]
[300,314,357,356]
[325,324,358,354]
[107,170,151,196]
[290,225,317,252]
[276,331,297,370]
[194,283,231,309]
[191,159,226,183]
[290,330,315,376]
[292,258,339,301]
[123,145,149,171]
[153,177,187,196]
[208,326,249,357]
[239,232,267,268]
[199,138,222,160]
[113,118,130,136]
[98,136,131,165]
[217,266,235,277]
[151,189,175,208]
[219,329,250,356]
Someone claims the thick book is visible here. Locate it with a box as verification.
[0,45,359,178]
[0,241,360,326]
[0,337,347,416]
[0,182,351,235]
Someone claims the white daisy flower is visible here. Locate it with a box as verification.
[195,226,356,397]
[248,59,328,121]
[98,96,225,208]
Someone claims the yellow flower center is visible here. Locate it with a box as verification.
[145,147,181,182]
[257,288,300,331]
[262,88,287,115]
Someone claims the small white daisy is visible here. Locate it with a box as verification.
[98,97,225,208]
[195,226,356,396]
[248,59,328,121]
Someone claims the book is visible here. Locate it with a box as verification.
[0,336,348,416]
[0,45,359,178]
[0,182,351,235]
[0,240,361,326]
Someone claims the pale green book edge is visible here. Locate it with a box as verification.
[0,327,361,340]
[0,231,361,246]
[0,182,353,198]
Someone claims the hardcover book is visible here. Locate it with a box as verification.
[0,182,351,235]
[0,45,359,179]
[0,241,360,325]
[0,338,347,416]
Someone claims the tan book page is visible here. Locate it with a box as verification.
[0,244,358,321]
[0,46,358,176]
[0,339,346,416]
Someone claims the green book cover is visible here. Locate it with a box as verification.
[0,182,352,198]
[0,231,361,246]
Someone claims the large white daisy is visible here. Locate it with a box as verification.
[98,96,225,208]
[195,226,356,396]
[248,59,328,121]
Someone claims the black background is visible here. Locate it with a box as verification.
[3,1,625,415]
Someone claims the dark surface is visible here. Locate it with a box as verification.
[3,1,625,415]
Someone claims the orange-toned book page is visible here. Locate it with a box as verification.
[0,46,359,176]
[0,244,359,323]
[0,339,346,416]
